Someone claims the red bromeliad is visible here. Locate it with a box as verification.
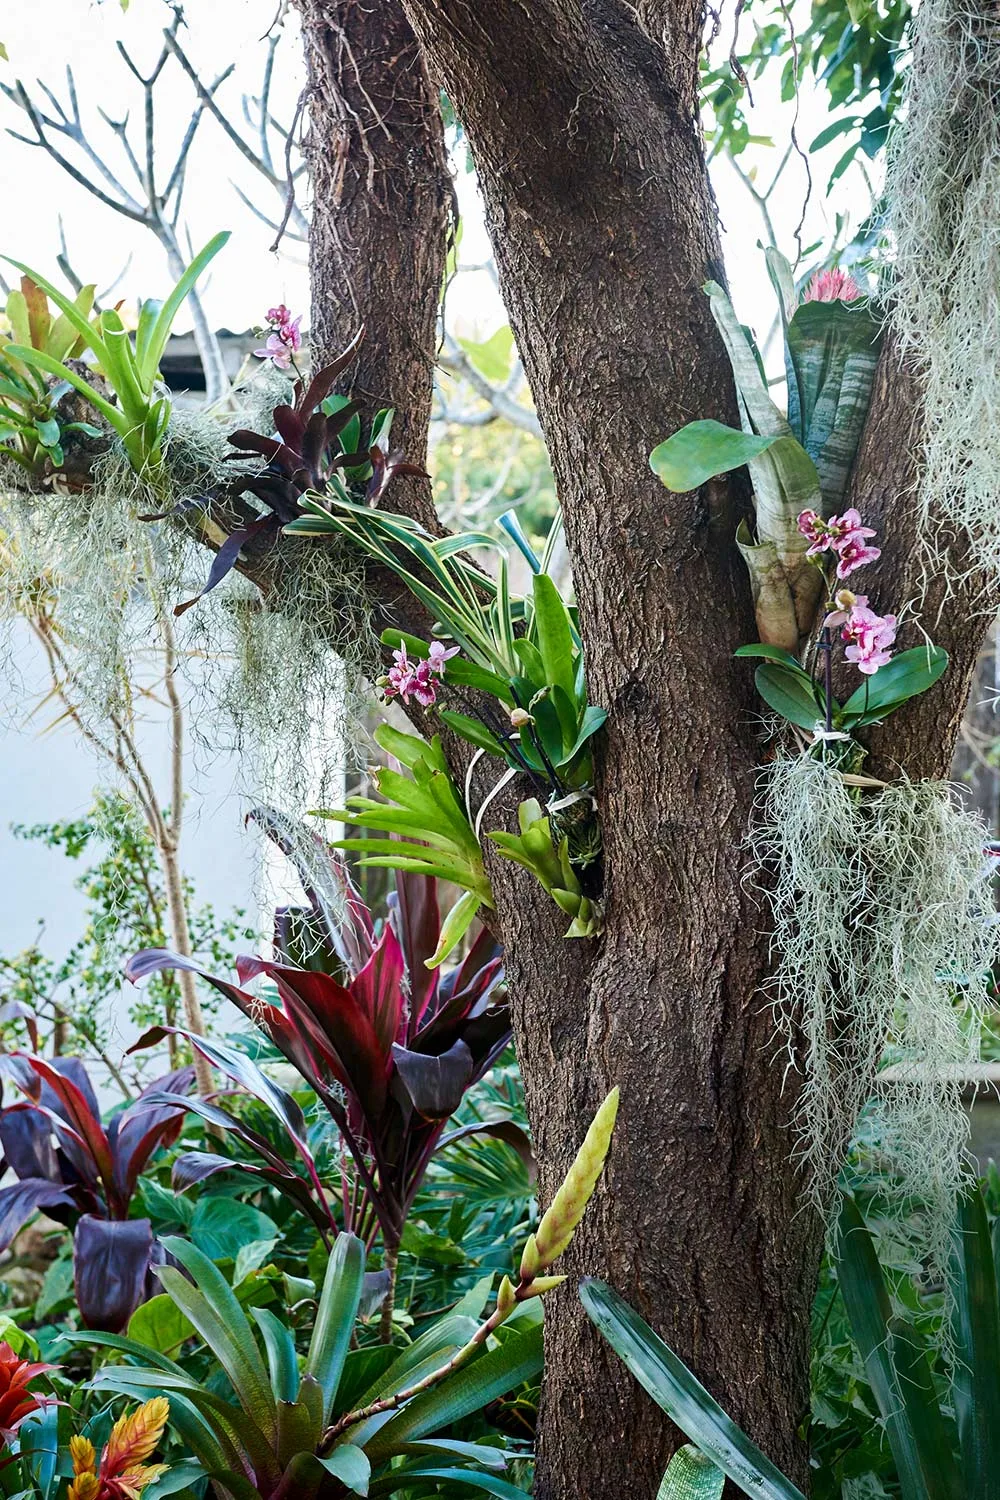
[0,1342,52,1451]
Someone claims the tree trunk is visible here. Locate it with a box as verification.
[19,0,982,1494]
[383,3,819,1492]
[297,0,453,527]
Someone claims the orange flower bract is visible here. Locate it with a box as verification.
[65,1399,170,1500]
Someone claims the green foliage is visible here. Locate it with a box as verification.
[585,1180,1000,1500]
[486,798,602,939]
[0,277,102,475]
[80,1233,541,1498]
[429,421,556,538]
[733,643,948,732]
[651,263,882,652]
[580,1278,805,1500]
[1,233,229,478]
[833,1187,1000,1500]
[315,724,494,967]
[293,499,606,945]
[0,792,255,1068]
[702,0,909,187]
[657,1447,725,1499]
[289,500,604,793]
[653,258,945,743]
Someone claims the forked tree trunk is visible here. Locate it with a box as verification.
[296,3,993,1497]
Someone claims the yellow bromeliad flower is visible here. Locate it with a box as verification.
[66,1398,169,1500]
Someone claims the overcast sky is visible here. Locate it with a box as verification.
[0,0,879,349]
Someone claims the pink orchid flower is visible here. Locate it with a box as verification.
[381,644,448,707]
[838,601,897,675]
[834,534,882,579]
[253,308,303,369]
[796,507,881,577]
[823,589,867,628]
[254,331,295,370]
[427,641,460,676]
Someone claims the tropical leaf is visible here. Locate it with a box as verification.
[580,1279,806,1500]
[650,420,783,492]
[836,1198,959,1500]
[753,663,826,730]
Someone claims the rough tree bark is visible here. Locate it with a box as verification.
[297,0,453,528]
[294,5,995,1498]
[386,5,821,1494]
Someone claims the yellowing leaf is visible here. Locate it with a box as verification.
[456,325,514,384]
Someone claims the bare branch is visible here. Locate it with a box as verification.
[269,85,309,252]
[230,179,308,241]
[163,27,284,189]
[3,80,149,223]
[163,27,309,236]
[162,64,235,207]
[255,32,279,175]
[438,334,543,438]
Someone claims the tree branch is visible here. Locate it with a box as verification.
[437,335,543,438]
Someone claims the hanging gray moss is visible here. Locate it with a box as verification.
[0,399,377,817]
[884,0,1000,588]
[754,754,998,1275]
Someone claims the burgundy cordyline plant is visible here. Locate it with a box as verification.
[0,1056,193,1331]
[127,842,511,1334]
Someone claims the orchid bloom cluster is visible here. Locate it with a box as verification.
[378,639,459,707]
[825,589,898,676]
[253,303,302,371]
[798,507,898,674]
[797,507,881,579]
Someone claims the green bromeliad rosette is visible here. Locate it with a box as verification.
[651,255,998,1284]
[286,501,608,963]
[650,254,946,765]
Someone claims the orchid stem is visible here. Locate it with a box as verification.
[821,626,834,736]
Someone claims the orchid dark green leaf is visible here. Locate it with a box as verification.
[840,646,948,723]
[753,663,827,729]
[650,420,783,493]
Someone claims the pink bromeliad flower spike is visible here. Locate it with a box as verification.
[803,267,861,304]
